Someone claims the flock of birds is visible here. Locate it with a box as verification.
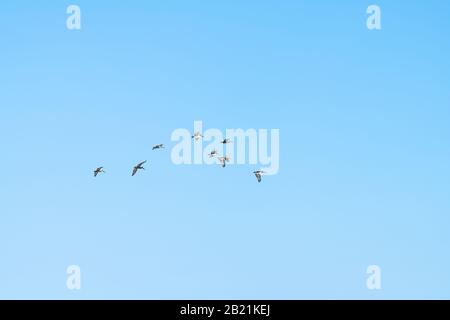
[93,132,266,183]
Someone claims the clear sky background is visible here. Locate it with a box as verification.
[1,0,449,299]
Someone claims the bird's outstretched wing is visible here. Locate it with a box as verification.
[255,173,262,182]
[138,160,147,167]
[132,167,138,176]
[94,171,98,177]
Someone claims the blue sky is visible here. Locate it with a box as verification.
[1,0,450,299]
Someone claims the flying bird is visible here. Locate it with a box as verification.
[132,161,147,176]
[94,167,105,177]
[218,156,230,168]
[253,170,265,183]
[152,144,164,150]
[220,138,232,144]
[208,149,218,158]
[192,132,203,141]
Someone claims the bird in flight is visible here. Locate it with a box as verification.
[132,161,147,176]
[218,156,230,168]
[152,144,164,150]
[220,138,232,144]
[253,170,265,183]
[208,149,218,158]
[94,167,105,177]
[192,132,203,141]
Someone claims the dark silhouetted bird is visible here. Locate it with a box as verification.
[94,167,105,177]
[152,144,164,150]
[132,161,147,176]
[220,138,232,144]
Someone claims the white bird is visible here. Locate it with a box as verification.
[253,170,265,183]
[191,132,203,141]
[94,167,105,177]
[132,161,147,176]
[218,156,230,168]
[152,144,164,150]
[208,149,218,158]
